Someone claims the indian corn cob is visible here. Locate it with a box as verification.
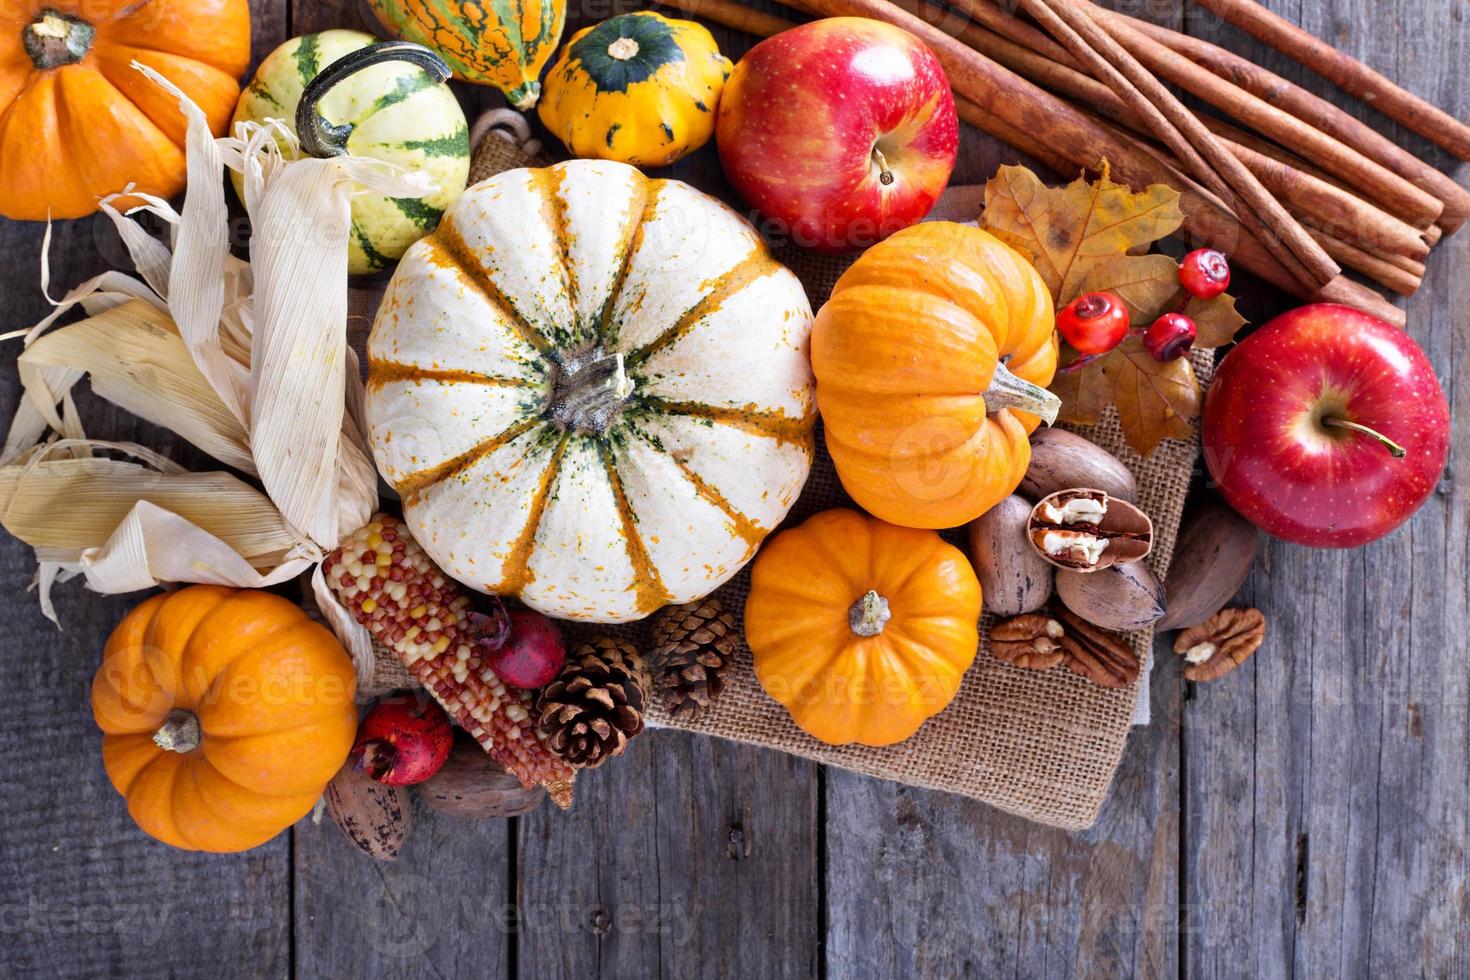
[325,515,575,808]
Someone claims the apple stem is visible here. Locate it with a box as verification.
[871,146,895,186]
[1322,417,1407,459]
[984,359,1061,425]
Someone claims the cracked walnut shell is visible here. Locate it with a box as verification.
[1174,608,1266,681]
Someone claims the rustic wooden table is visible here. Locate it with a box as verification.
[1,0,1465,976]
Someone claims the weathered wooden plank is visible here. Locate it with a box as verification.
[1181,2,1470,978]
[0,2,292,976]
[516,731,821,980]
[295,798,514,978]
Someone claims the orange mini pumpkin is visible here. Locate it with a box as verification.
[91,586,358,853]
[812,221,1060,529]
[0,0,250,221]
[745,509,982,746]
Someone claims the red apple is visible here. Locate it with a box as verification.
[715,18,958,253]
[1203,304,1449,548]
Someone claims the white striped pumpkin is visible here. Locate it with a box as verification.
[367,159,816,623]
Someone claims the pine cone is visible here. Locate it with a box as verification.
[536,637,647,769]
[649,599,736,721]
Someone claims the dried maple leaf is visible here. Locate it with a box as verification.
[981,162,1246,457]
[982,163,1184,303]
[1049,350,1110,427]
[1188,294,1247,348]
[1103,337,1201,456]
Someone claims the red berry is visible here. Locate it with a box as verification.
[1144,313,1197,361]
[1055,291,1130,355]
[353,692,454,786]
[486,609,566,690]
[1178,249,1230,300]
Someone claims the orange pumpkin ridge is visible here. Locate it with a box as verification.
[0,0,250,221]
[745,509,982,747]
[811,222,1060,529]
[91,587,357,853]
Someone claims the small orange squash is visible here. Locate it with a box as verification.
[91,586,358,853]
[812,221,1061,529]
[745,509,982,746]
[0,0,250,221]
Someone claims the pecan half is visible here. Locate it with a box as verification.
[1054,607,1140,689]
[990,613,1067,669]
[1174,607,1266,682]
[1027,489,1153,572]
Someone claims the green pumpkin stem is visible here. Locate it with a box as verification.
[297,41,452,159]
[984,359,1062,426]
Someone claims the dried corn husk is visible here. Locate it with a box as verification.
[0,63,436,683]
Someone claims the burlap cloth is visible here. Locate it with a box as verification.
[359,123,1213,831]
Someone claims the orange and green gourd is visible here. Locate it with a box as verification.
[363,0,565,109]
[538,12,731,167]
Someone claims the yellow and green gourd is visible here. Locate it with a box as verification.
[232,30,471,275]
[363,0,565,110]
[538,12,731,168]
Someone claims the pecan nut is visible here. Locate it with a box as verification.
[1054,607,1140,689]
[1027,489,1153,572]
[1174,607,1266,682]
[990,613,1067,669]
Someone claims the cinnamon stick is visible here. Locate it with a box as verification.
[1074,2,1446,230]
[919,4,1434,271]
[654,0,797,38]
[1106,11,1470,233]
[1308,231,1420,297]
[1194,0,1470,162]
[1015,0,1338,291]
[658,0,1407,325]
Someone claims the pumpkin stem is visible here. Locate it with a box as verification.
[1321,417,1407,459]
[24,9,95,70]
[983,359,1061,426]
[152,709,201,754]
[848,590,892,637]
[546,347,636,435]
[608,37,641,61]
[296,41,453,159]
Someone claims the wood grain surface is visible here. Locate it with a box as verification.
[0,0,1463,976]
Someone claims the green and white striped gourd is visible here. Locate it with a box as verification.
[233,29,470,275]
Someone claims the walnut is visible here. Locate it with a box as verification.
[1053,607,1140,689]
[990,609,1140,689]
[990,614,1067,669]
[1174,608,1266,681]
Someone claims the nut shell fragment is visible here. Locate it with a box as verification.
[1027,489,1153,571]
